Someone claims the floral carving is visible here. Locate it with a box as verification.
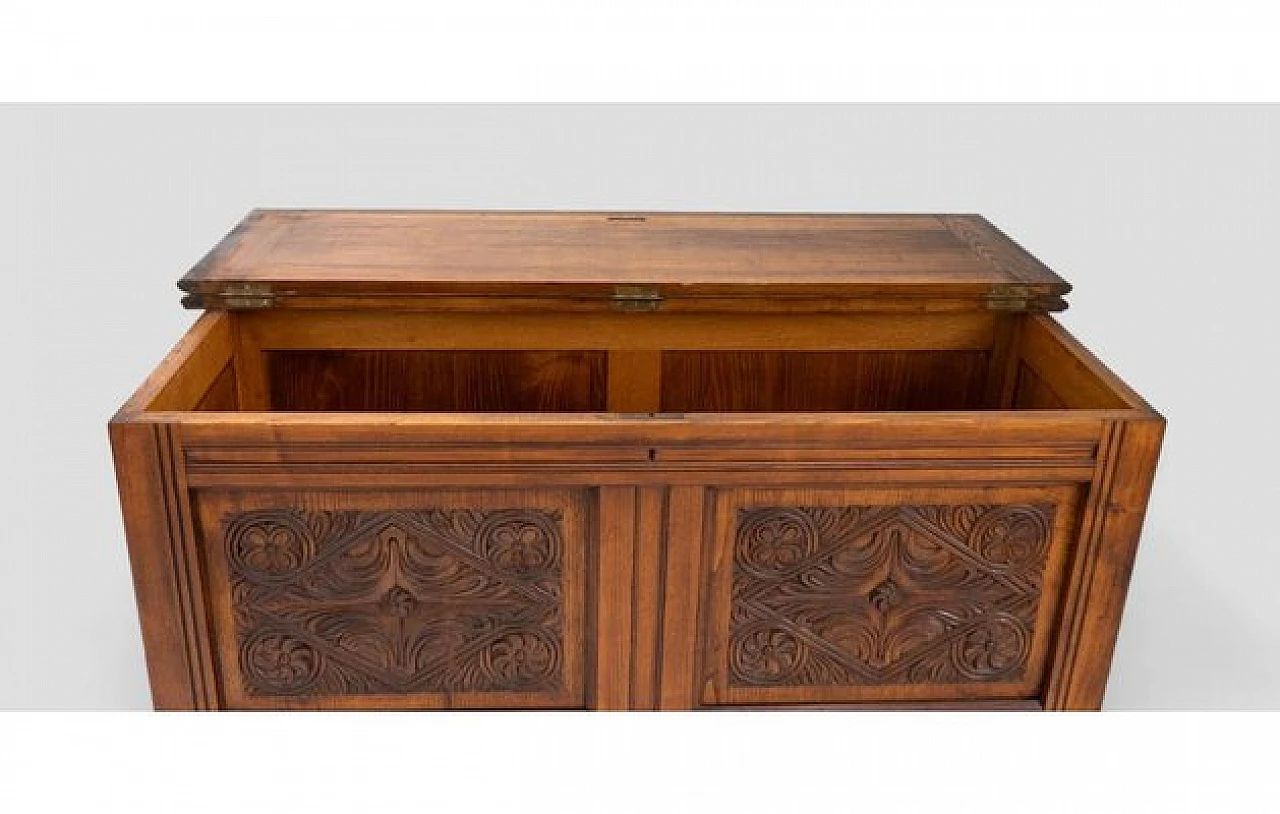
[729,503,1053,688]
[971,507,1049,571]
[223,507,566,697]
[478,515,560,574]
[732,626,804,684]
[242,631,321,693]
[954,615,1028,680]
[736,509,821,576]
[380,586,418,619]
[227,514,313,579]
[866,578,902,612]
[482,631,559,686]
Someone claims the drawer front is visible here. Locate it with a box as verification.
[194,489,588,709]
[699,485,1081,706]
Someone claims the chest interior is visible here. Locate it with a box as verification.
[148,309,1137,415]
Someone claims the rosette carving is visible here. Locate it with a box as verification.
[477,512,560,575]
[227,513,314,580]
[971,506,1050,572]
[736,508,819,577]
[481,631,560,687]
[242,631,321,693]
[954,614,1028,680]
[731,625,805,685]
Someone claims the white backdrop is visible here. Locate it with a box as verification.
[1,105,1275,708]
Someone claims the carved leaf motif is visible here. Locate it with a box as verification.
[730,503,1053,688]
[224,507,566,698]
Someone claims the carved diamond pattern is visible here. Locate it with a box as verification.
[730,504,1054,687]
[224,507,565,697]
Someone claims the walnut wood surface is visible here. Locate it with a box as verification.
[266,350,606,412]
[660,350,990,412]
[700,486,1081,705]
[239,310,999,351]
[179,211,1070,311]
[195,364,238,411]
[112,216,1163,712]
[196,489,588,710]
[1013,363,1068,410]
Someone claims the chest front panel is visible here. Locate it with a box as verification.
[194,489,589,709]
[698,486,1081,706]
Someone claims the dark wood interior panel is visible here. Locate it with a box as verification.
[266,350,607,412]
[194,363,239,411]
[660,350,991,412]
[239,310,999,351]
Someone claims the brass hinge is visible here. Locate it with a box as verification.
[219,283,276,309]
[985,284,1033,312]
[611,285,662,312]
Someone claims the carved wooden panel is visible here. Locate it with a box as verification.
[703,487,1079,706]
[197,490,587,709]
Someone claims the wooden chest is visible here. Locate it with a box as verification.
[110,211,1163,710]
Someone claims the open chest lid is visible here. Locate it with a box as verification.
[178,210,1071,313]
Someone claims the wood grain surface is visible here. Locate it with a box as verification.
[179,211,1070,311]
[111,214,1164,712]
